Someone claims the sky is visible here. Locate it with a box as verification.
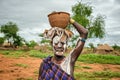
[0,0,120,46]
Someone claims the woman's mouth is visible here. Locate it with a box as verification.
[55,52,64,56]
[53,47,64,56]
[55,48,64,52]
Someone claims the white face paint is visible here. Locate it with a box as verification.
[53,36,60,46]
[52,35,67,56]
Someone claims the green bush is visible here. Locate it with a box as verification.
[112,44,120,50]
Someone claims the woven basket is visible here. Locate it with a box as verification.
[48,12,70,29]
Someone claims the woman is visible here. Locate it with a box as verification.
[38,18,88,80]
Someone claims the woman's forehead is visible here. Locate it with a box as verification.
[53,35,67,43]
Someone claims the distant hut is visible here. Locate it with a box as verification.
[2,42,11,48]
[95,44,114,54]
[21,44,29,51]
[34,45,41,50]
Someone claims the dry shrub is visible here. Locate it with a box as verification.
[38,44,53,53]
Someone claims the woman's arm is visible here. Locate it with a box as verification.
[70,19,88,63]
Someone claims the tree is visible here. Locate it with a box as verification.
[112,44,120,50]
[0,37,5,46]
[0,22,24,47]
[26,40,37,48]
[0,22,18,42]
[71,2,105,39]
[39,33,50,45]
[13,34,25,47]
[88,43,95,52]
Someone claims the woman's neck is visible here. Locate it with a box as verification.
[52,55,65,65]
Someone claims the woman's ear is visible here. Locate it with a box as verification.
[65,29,73,38]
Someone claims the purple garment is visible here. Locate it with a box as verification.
[38,56,74,80]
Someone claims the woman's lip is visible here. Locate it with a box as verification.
[55,48,64,51]
[56,52,64,55]
[56,50,63,52]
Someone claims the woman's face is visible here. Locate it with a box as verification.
[52,36,67,56]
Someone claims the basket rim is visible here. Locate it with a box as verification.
[48,11,70,17]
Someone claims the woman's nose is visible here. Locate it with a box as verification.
[58,42,62,47]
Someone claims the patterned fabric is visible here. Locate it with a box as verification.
[38,56,74,80]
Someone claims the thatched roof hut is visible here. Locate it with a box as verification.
[95,44,114,54]
[2,42,11,47]
[34,45,41,50]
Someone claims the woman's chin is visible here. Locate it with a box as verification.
[55,52,64,56]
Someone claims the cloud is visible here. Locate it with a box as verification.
[0,0,120,46]
[115,0,120,4]
[110,8,120,21]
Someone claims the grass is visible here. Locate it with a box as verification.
[93,71,120,78]
[0,50,120,80]
[75,65,92,70]
[0,50,27,58]
[0,50,120,64]
[78,53,120,65]
[15,63,28,68]
[74,71,120,80]
[82,66,92,69]
[28,50,53,58]
[28,51,120,65]
[34,70,39,74]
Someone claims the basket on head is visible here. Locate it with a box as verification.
[48,11,70,29]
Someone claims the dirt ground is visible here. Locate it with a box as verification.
[0,54,120,80]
